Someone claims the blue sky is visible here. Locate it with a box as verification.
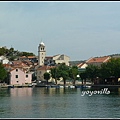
[0,1,120,61]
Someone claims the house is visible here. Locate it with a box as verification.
[53,54,70,66]
[18,56,38,65]
[77,62,88,72]
[44,56,55,66]
[11,60,32,72]
[36,65,54,81]
[86,56,111,67]
[44,54,70,66]
[76,56,111,73]
[10,68,32,86]
[0,56,9,64]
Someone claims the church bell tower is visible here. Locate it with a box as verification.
[38,41,46,66]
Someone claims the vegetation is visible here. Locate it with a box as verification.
[79,58,120,84]
[50,63,70,86]
[69,66,79,85]
[0,63,7,82]
[0,46,35,61]
[51,57,120,85]
[50,63,80,86]
[44,72,51,85]
[50,67,59,84]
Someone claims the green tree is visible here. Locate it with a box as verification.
[44,72,50,85]
[21,52,35,57]
[9,47,14,53]
[69,66,79,85]
[85,64,100,84]
[57,63,69,86]
[50,67,59,84]
[100,58,120,79]
[80,71,87,85]
[0,63,7,82]
[0,47,6,56]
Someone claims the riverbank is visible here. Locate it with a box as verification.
[0,83,33,88]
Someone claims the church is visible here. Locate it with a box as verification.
[38,41,70,66]
[36,41,70,81]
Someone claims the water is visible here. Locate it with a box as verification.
[0,87,120,118]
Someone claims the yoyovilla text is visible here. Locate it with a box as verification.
[81,88,110,96]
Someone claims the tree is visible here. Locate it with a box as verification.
[0,63,7,82]
[69,66,79,85]
[85,64,100,84]
[9,47,14,53]
[80,71,87,85]
[57,63,69,86]
[21,52,35,57]
[44,72,50,85]
[50,67,59,84]
[60,70,69,86]
[0,47,6,56]
[100,58,120,79]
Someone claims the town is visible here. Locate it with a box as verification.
[0,41,120,88]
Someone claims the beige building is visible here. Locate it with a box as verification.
[36,65,54,81]
[53,54,70,66]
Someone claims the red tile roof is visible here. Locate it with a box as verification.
[27,56,36,58]
[86,56,110,63]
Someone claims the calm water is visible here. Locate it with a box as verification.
[0,87,120,118]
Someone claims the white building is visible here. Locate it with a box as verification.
[0,56,9,64]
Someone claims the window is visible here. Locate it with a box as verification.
[26,75,28,78]
[16,75,18,78]
[16,69,18,72]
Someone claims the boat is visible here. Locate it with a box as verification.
[69,85,75,88]
[83,85,91,88]
[7,85,14,88]
[51,85,60,88]
[75,85,82,88]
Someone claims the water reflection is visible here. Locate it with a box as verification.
[0,87,120,118]
[9,88,32,97]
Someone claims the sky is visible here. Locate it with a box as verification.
[0,1,120,61]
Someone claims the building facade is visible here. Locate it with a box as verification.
[10,68,32,86]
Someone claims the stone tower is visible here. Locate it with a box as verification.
[38,41,46,66]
